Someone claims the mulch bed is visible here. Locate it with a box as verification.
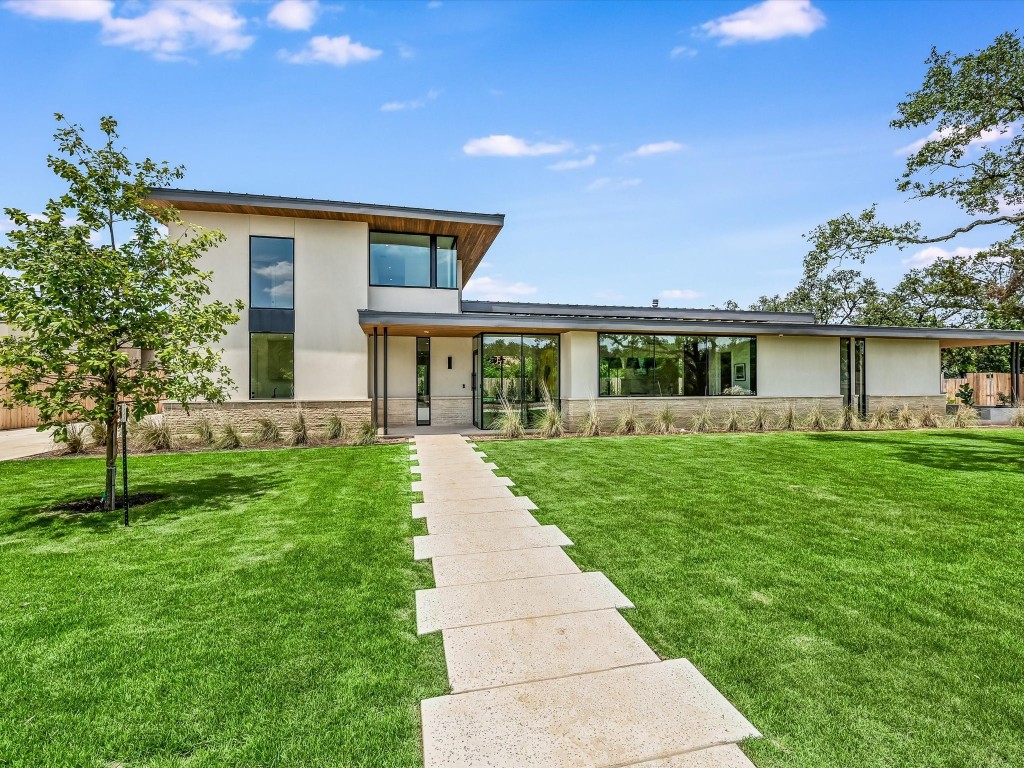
[46,493,166,514]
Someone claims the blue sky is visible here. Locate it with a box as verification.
[0,0,1020,307]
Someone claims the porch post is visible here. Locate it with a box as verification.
[383,327,389,435]
[1012,341,1021,405]
[372,327,379,429]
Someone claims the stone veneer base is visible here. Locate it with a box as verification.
[162,400,372,434]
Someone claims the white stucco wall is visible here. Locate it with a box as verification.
[561,331,598,399]
[170,211,370,401]
[866,338,942,396]
[430,336,473,397]
[755,335,839,398]
[367,286,460,313]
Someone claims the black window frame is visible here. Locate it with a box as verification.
[368,230,459,290]
[249,331,295,401]
[597,332,757,397]
[249,235,295,310]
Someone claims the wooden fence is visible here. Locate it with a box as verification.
[945,372,1021,406]
[0,399,162,431]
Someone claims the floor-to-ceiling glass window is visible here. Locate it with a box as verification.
[472,335,483,427]
[416,337,430,426]
[598,333,756,397]
[478,334,560,429]
[250,333,294,399]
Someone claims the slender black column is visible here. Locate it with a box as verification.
[372,327,379,428]
[1012,341,1021,405]
[383,327,389,436]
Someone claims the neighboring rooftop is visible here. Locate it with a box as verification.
[146,188,505,279]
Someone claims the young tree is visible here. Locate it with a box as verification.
[0,115,243,509]
[801,31,1024,329]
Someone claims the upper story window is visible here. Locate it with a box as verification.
[250,236,294,309]
[370,232,458,289]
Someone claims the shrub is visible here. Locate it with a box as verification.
[133,416,173,451]
[577,397,601,437]
[868,403,892,430]
[615,400,646,435]
[747,405,771,432]
[919,407,941,428]
[1011,407,1024,428]
[355,419,378,445]
[956,382,975,406]
[324,413,346,441]
[192,415,215,446]
[62,423,86,454]
[493,393,525,439]
[690,405,715,433]
[88,420,107,447]
[289,410,308,446]
[947,404,979,428]
[653,405,676,434]
[839,405,860,431]
[536,385,565,438]
[252,416,281,444]
[895,404,919,429]
[804,402,829,432]
[214,420,242,450]
[778,402,798,431]
[723,409,742,433]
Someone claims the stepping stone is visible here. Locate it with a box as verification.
[420,659,761,767]
[413,476,515,492]
[432,547,581,587]
[626,744,757,767]
[416,571,630,634]
[414,525,571,561]
[412,463,499,474]
[426,510,540,535]
[442,609,659,692]
[420,486,516,502]
[413,496,537,519]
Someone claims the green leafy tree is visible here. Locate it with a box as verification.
[0,115,243,509]
[802,31,1023,329]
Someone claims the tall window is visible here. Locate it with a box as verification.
[478,334,559,429]
[250,236,294,309]
[370,232,458,288]
[251,333,294,399]
[599,333,756,396]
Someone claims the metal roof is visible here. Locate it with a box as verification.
[461,300,816,324]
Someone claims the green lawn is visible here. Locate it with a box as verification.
[0,446,443,768]
[483,430,1024,768]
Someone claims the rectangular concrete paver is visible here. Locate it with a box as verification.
[412,463,500,475]
[413,476,515,492]
[431,546,581,587]
[627,744,757,767]
[416,571,632,634]
[421,659,760,767]
[426,510,540,535]
[413,496,538,518]
[419,486,516,502]
[414,525,571,560]
[442,608,659,692]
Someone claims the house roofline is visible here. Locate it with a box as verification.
[460,300,816,325]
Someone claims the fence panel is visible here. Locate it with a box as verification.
[944,372,1017,406]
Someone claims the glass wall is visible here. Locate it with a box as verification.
[436,236,458,289]
[599,333,755,396]
[250,236,294,309]
[370,233,431,287]
[479,334,559,428]
[250,333,294,399]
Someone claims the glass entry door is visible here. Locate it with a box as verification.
[478,334,559,429]
[416,337,430,426]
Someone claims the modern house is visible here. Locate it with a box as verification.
[149,189,1024,433]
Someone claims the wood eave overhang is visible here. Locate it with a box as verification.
[357,309,1024,346]
[146,188,504,280]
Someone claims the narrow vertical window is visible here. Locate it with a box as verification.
[250,237,294,309]
[416,337,431,426]
[436,236,458,289]
[250,333,294,399]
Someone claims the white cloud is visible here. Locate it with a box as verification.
[586,177,642,192]
[548,154,596,171]
[670,45,697,59]
[624,140,684,158]
[254,260,294,279]
[283,34,381,65]
[397,42,416,59]
[902,245,981,268]
[701,0,825,44]
[896,124,1015,156]
[659,288,701,301]
[5,0,254,58]
[462,275,538,301]
[267,280,294,299]
[5,0,111,21]
[381,89,439,112]
[463,135,572,157]
[268,0,317,31]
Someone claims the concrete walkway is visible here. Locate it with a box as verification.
[0,426,57,461]
[411,434,760,768]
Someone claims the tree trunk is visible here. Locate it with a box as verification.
[104,367,118,511]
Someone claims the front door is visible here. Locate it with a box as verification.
[416,337,430,426]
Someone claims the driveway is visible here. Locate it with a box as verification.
[0,427,57,461]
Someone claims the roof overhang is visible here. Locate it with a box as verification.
[358,309,1024,346]
[146,188,504,280]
